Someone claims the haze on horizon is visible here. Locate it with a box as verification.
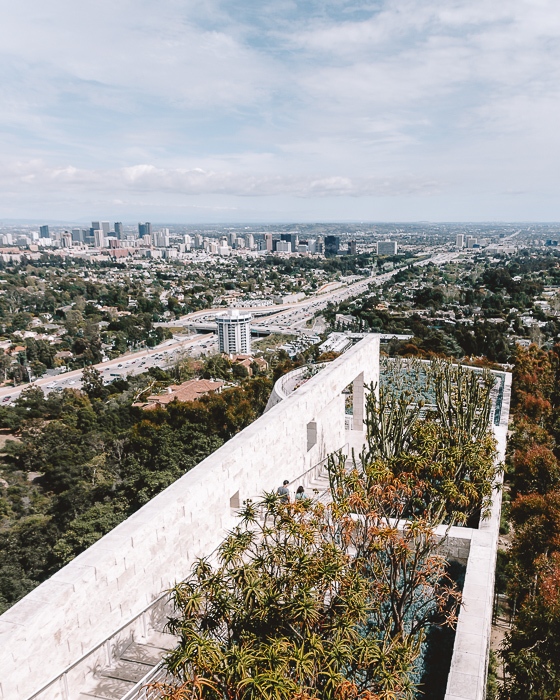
[1,0,560,224]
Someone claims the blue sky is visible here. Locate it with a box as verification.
[1,0,560,222]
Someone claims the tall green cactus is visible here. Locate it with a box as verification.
[430,359,494,445]
[329,358,499,522]
[362,382,422,462]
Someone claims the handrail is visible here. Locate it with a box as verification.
[121,662,169,700]
[287,442,348,489]
[25,588,171,700]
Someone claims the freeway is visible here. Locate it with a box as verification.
[0,249,459,405]
[0,333,216,404]
[161,250,460,335]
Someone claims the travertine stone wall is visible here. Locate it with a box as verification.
[444,373,512,700]
[0,336,379,700]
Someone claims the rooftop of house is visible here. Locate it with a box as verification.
[138,378,225,409]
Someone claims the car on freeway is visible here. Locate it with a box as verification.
[2,395,12,403]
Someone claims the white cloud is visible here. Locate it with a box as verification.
[0,161,439,198]
[1,0,560,219]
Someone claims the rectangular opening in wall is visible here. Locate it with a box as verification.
[343,382,353,415]
[307,421,317,451]
[230,491,240,509]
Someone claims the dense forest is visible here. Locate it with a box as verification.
[0,365,272,614]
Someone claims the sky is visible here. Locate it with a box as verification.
[1,0,560,223]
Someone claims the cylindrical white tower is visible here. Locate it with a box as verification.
[216,309,252,354]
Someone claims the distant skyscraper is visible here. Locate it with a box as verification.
[281,232,298,252]
[61,232,72,248]
[39,225,50,239]
[154,229,170,247]
[348,240,357,255]
[71,229,83,243]
[93,229,105,248]
[264,233,273,252]
[114,222,124,239]
[138,222,152,237]
[324,236,340,257]
[456,234,465,248]
[91,221,101,231]
[376,240,398,255]
[217,310,252,354]
[101,221,110,236]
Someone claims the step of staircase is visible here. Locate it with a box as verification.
[78,632,177,700]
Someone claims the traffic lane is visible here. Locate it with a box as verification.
[0,333,214,402]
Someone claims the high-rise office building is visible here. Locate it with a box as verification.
[324,236,340,257]
[101,221,110,236]
[138,222,152,237]
[376,240,398,255]
[93,229,105,248]
[348,240,357,255]
[71,229,84,243]
[61,232,72,248]
[114,222,124,239]
[39,225,50,239]
[154,229,170,247]
[281,232,298,252]
[216,310,252,354]
[264,233,273,252]
[92,221,101,231]
[456,234,465,248]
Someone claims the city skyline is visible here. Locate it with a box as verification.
[1,0,560,222]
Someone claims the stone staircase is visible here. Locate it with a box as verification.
[78,630,176,700]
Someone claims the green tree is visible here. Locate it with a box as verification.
[81,366,107,401]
